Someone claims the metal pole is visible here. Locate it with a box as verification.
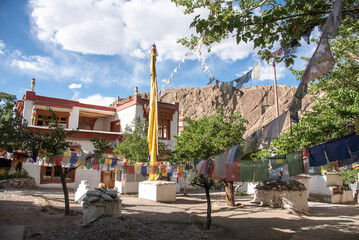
[273,60,279,117]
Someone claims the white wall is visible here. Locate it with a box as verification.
[69,139,94,153]
[23,100,34,125]
[68,107,79,129]
[23,162,76,189]
[74,169,101,190]
[93,118,106,131]
[160,111,178,150]
[309,175,333,196]
[116,105,139,132]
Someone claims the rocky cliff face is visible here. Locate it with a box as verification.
[118,85,315,138]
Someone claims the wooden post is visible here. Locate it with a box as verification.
[273,60,279,117]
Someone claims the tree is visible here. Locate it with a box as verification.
[0,92,28,152]
[27,112,77,215]
[172,0,358,66]
[89,136,112,157]
[114,118,167,162]
[174,107,246,229]
[271,19,359,154]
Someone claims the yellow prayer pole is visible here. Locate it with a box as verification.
[148,43,159,181]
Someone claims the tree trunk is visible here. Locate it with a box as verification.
[57,165,70,215]
[223,180,235,206]
[204,180,212,230]
[183,177,188,196]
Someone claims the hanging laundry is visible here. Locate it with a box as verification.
[286,151,305,176]
[283,40,299,58]
[206,76,215,85]
[269,154,287,169]
[239,160,254,182]
[308,144,328,167]
[264,111,288,143]
[235,70,252,89]
[141,165,147,174]
[288,82,308,119]
[324,135,351,162]
[302,38,335,85]
[321,0,343,39]
[302,26,315,44]
[280,164,291,181]
[252,62,261,80]
[227,144,240,163]
[243,130,259,156]
[226,162,240,181]
[220,81,233,94]
[254,159,269,182]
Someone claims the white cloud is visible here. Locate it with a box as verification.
[0,40,5,55]
[77,94,115,107]
[68,83,82,89]
[29,0,255,62]
[211,38,254,62]
[80,77,93,84]
[11,55,54,72]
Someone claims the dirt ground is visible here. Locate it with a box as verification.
[0,187,358,239]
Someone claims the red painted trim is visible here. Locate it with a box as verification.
[34,101,73,109]
[29,126,123,141]
[24,91,116,112]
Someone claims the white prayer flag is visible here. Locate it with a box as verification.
[252,62,261,80]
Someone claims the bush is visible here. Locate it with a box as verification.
[1,169,29,179]
[338,168,359,184]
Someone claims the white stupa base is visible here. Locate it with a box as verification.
[138,181,176,202]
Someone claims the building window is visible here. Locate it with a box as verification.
[158,119,170,140]
[40,166,75,184]
[35,110,69,128]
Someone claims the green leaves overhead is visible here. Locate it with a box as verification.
[171,0,358,65]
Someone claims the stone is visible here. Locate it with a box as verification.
[88,196,100,203]
[101,193,114,201]
[87,190,102,197]
[105,190,118,198]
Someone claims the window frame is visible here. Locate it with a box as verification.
[158,119,171,140]
[40,166,76,184]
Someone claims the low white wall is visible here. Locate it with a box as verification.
[24,162,100,190]
[74,169,101,190]
[325,173,343,187]
[254,189,309,212]
[309,175,332,196]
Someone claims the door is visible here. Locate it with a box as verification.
[101,171,115,189]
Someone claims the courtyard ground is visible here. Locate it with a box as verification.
[0,187,358,239]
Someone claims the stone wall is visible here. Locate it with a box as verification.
[0,177,36,189]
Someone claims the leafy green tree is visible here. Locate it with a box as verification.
[271,20,359,155]
[0,92,28,152]
[28,112,78,215]
[89,136,112,157]
[114,118,167,162]
[171,0,358,66]
[174,107,246,229]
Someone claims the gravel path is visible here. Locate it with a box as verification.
[1,188,359,240]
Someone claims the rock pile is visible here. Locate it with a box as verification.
[82,188,122,223]
[255,180,307,191]
[0,177,36,189]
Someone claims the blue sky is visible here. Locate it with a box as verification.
[0,0,316,106]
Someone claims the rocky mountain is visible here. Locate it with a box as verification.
[118,85,316,138]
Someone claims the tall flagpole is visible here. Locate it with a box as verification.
[148,43,159,181]
[272,58,280,117]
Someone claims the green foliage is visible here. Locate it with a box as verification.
[89,136,112,156]
[0,92,29,152]
[114,118,168,162]
[338,168,359,184]
[2,169,29,179]
[272,21,358,154]
[174,107,246,166]
[171,0,358,66]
